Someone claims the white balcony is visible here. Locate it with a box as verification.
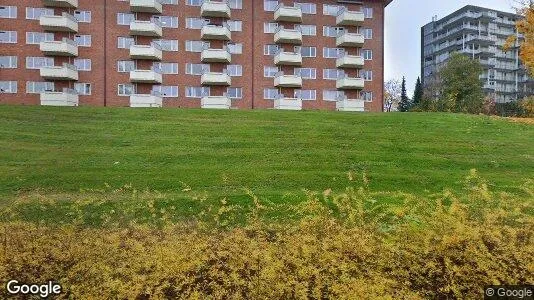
[274,51,302,66]
[201,24,231,40]
[40,38,78,57]
[201,96,231,109]
[130,94,163,108]
[130,69,163,83]
[274,97,302,110]
[336,98,365,112]
[40,90,79,106]
[40,13,79,33]
[130,44,163,60]
[201,1,231,18]
[336,32,364,47]
[274,73,302,88]
[336,55,364,68]
[336,9,364,26]
[130,0,163,14]
[40,63,79,81]
[201,72,231,86]
[201,48,231,63]
[336,77,364,90]
[274,28,302,45]
[274,5,302,23]
[42,0,78,8]
[130,20,163,37]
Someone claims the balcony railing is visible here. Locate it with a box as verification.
[336,32,364,47]
[130,67,163,83]
[201,95,232,109]
[274,27,302,45]
[274,71,302,88]
[201,47,232,63]
[40,63,79,81]
[274,4,302,23]
[201,0,231,18]
[40,88,79,106]
[130,0,163,14]
[336,54,364,68]
[201,23,232,40]
[336,96,365,112]
[130,43,163,60]
[130,18,163,37]
[42,0,78,8]
[274,50,302,66]
[40,12,79,33]
[336,7,364,26]
[201,71,232,86]
[274,95,303,110]
[40,38,78,57]
[336,76,364,90]
[130,92,163,108]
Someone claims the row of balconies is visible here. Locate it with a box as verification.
[274,4,364,26]
[273,28,363,46]
[273,72,364,89]
[273,50,363,68]
[272,96,365,111]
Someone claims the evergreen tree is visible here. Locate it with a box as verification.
[398,77,411,112]
[413,77,423,106]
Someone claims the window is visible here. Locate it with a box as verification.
[118,84,135,96]
[153,85,179,97]
[160,0,178,4]
[227,43,242,54]
[0,6,17,19]
[26,57,54,69]
[264,0,279,11]
[229,0,243,9]
[153,62,178,74]
[75,35,92,47]
[362,70,373,81]
[323,26,344,37]
[296,3,316,14]
[26,7,53,20]
[154,16,178,28]
[264,66,279,78]
[117,60,135,72]
[227,20,242,32]
[74,10,91,23]
[0,81,17,93]
[0,31,17,43]
[186,86,210,98]
[361,91,373,102]
[26,81,54,93]
[296,46,316,57]
[0,56,17,68]
[298,25,316,36]
[363,49,373,60]
[227,87,243,99]
[363,7,373,18]
[362,28,373,39]
[323,4,341,16]
[117,13,134,25]
[323,69,344,80]
[186,18,206,29]
[264,44,279,55]
[294,68,316,79]
[186,40,208,52]
[186,63,209,75]
[323,90,344,101]
[74,83,91,95]
[264,88,278,99]
[118,37,134,49]
[323,47,344,58]
[186,0,202,6]
[295,89,316,100]
[74,59,91,71]
[227,65,243,77]
[264,22,278,33]
[153,39,179,51]
[26,32,54,44]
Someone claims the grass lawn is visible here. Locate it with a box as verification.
[0,105,532,221]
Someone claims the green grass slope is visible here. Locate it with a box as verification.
[0,106,532,201]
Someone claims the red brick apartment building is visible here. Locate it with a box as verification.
[0,0,392,111]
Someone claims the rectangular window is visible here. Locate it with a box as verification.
[227,20,242,32]
[26,81,54,93]
[296,3,316,14]
[264,0,279,11]
[153,85,179,97]
[74,59,91,71]
[153,39,179,51]
[0,6,17,19]
[323,26,344,37]
[363,7,373,18]
[323,47,344,58]
[74,10,91,23]
[0,31,17,43]
[227,87,243,99]
[26,32,54,44]
[153,62,178,74]
[362,70,373,81]
[0,56,17,68]
[118,84,135,96]
[26,7,53,20]
[74,35,92,47]
[264,22,278,33]
[323,4,341,16]
[0,81,17,93]
[363,49,373,60]
[185,86,210,98]
[361,91,373,102]
[154,16,178,28]
[295,89,316,100]
[74,83,91,95]
[186,40,209,52]
[117,13,134,25]
[227,65,243,77]
[227,43,242,54]
[118,37,134,49]
[186,18,206,29]
[186,63,210,75]
[229,0,243,9]
[160,0,178,4]
[264,44,279,55]
[323,90,345,101]
[263,88,278,99]
[294,68,316,79]
[117,61,135,72]
[264,66,279,78]
[362,28,373,39]
[186,0,202,6]
[296,46,316,57]
[26,57,54,69]
[323,69,344,80]
[298,25,316,36]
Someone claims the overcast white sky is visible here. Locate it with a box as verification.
[384,0,517,95]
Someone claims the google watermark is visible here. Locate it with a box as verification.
[485,285,533,299]
[6,280,62,298]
